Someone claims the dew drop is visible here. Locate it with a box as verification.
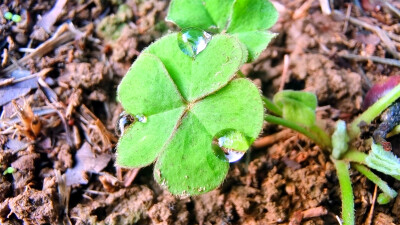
[115,112,135,136]
[213,129,250,163]
[225,150,245,163]
[135,114,147,123]
[177,28,211,58]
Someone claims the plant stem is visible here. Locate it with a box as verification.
[264,114,331,149]
[310,124,332,150]
[349,83,400,139]
[342,148,367,164]
[262,96,282,116]
[333,159,355,225]
[353,163,397,199]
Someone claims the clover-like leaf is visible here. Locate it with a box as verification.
[166,0,278,62]
[273,90,317,127]
[117,33,264,195]
[366,143,400,178]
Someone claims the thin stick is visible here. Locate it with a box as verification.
[319,0,332,15]
[253,129,294,148]
[333,10,400,59]
[293,0,314,20]
[339,53,400,67]
[342,4,352,33]
[382,1,400,18]
[1,23,75,75]
[279,54,290,91]
[363,185,377,225]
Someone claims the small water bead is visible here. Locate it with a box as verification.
[135,114,147,123]
[225,150,245,163]
[115,112,135,136]
[177,28,211,58]
[213,129,250,163]
[217,129,250,151]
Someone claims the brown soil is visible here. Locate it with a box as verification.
[1,0,400,224]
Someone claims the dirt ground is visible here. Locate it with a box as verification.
[1,0,400,224]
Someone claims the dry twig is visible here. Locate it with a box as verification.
[253,129,295,148]
[339,53,400,67]
[363,185,378,225]
[1,23,75,75]
[333,10,400,59]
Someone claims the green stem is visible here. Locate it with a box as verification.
[310,124,332,150]
[333,159,355,225]
[262,96,282,116]
[264,114,331,149]
[341,148,367,164]
[349,83,400,139]
[353,163,397,199]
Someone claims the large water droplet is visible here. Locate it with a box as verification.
[115,112,135,136]
[135,114,147,123]
[177,28,211,58]
[213,129,250,163]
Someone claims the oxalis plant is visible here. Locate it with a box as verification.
[115,0,400,224]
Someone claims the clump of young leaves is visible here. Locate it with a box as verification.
[264,85,400,225]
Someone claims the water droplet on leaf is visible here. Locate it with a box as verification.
[135,114,147,123]
[115,112,135,136]
[225,150,245,163]
[177,28,211,58]
[213,129,250,163]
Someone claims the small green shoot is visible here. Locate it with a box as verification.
[3,167,15,175]
[265,90,331,149]
[332,120,349,159]
[349,83,400,139]
[4,12,12,20]
[3,12,21,23]
[273,90,317,127]
[263,87,400,224]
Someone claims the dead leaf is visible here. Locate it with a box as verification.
[65,142,112,186]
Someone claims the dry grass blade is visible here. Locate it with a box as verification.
[382,1,400,18]
[1,23,74,75]
[253,129,295,148]
[37,0,68,33]
[339,53,400,67]
[80,104,117,151]
[333,10,400,59]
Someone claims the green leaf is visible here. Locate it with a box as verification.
[332,120,350,159]
[117,54,185,116]
[273,90,317,127]
[166,0,278,62]
[117,33,264,195]
[366,143,400,178]
[226,0,277,32]
[166,0,234,32]
[232,31,276,62]
[144,33,246,102]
